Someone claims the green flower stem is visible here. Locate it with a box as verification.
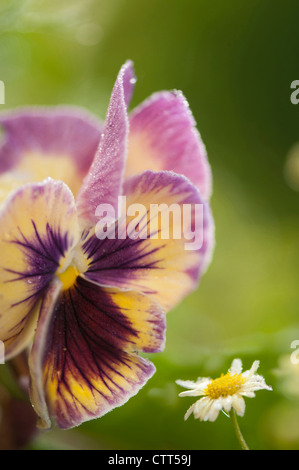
[229,409,249,450]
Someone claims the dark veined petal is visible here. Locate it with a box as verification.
[29,276,165,429]
[126,91,212,201]
[83,170,215,312]
[76,61,136,225]
[0,107,102,199]
[0,179,80,359]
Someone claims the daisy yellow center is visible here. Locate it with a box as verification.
[58,265,79,291]
[204,372,245,399]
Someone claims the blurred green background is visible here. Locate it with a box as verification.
[1,0,299,450]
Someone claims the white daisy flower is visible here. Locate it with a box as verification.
[176,358,272,422]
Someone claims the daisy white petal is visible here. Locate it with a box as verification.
[193,397,214,422]
[177,378,211,397]
[240,391,256,398]
[176,379,203,390]
[205,399,222,422]
[242,360,260,378]
[184,403,196,421]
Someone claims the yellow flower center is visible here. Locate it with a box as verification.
[58,265,79,291]
[204,372,245,399]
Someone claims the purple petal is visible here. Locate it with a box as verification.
[83,170,215,312]
[126,91,212,200]
[29,276,164,429]
[76,61,136,225]
[0,179,80,359]
[0,107,102,195]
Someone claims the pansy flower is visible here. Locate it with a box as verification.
[0,61,214,429]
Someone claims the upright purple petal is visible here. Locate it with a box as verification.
[76,61,136,225]
[122,59,136,107]
[126,91,212,201]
